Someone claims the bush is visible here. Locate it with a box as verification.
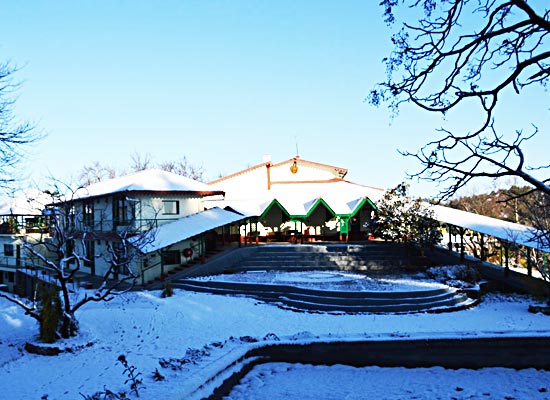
[426,264,481,288]
[161,279,174,298]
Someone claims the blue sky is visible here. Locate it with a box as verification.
[1,1,548,197]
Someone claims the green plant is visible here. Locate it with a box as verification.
[369,183,442,250]
[161,279,173,298]
[38,284,63,343]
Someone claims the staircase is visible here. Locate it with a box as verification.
[171,278,476,313]
[235,242,410,274]
[168,242,478,314]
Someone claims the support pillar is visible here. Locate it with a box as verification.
[459,228,465,261]
[504,242,510,278]
[527,249,532,277]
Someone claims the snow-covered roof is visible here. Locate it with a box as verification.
[431,204,549,252]
[134,207,246,254]
[204,200,264,218]
[0,190,51,216]
[207,156,384,219]
[74,169,224,200]
[214,179,383,219]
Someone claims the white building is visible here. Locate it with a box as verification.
[0,190,51,292]
[207,155,384,242]
[0,170,248,290]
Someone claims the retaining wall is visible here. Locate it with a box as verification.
[206,336,550,399]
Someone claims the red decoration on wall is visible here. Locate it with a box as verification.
[183,248,193,258]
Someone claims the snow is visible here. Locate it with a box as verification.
[192,270,448,292]
[0,189,51,216]
[73,169,223,200]
[228,363,550,400]
[207,157,385,220]
[134,207,246,254]
[431,203,548,252]
[1,272,550,399]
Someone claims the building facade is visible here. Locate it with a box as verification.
[207,155,384,242]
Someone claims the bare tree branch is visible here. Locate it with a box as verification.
[371,0,550,200]
[0,62,43,189]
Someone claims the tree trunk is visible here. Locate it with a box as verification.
[60,313,78,339]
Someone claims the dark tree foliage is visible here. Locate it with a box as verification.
[0,62,41,187]
[370,0,550,200]
[448,185,534,224]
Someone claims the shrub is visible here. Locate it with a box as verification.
[161,279,173,298]
[39,284,63,343]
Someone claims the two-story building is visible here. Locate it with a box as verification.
[0,189,51,292]
[0,169,248,291]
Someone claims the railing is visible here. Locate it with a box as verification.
[0,217,184,236]
[76,218,181,234]
[0,255,50,270]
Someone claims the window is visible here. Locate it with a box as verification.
[3,244,14,257]
[83,201,94,227]
[162,200,180,215]
[113,197,129,226]
[162,250,181,265]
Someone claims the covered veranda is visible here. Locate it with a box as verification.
[432,204,550,279]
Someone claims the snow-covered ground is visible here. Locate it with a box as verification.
[0,270,549,399]
[191,270,448,292]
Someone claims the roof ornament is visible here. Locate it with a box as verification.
[290,158,298,174]
[290,138,299,174]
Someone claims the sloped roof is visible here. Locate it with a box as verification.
[133,207,246,254]
[206,156,383,220]
[268,180,383,216]
[205,179,382,219]
[431,204,549,252]
[0,190,51,216]
[209,156,348,185]
[271,157,348,178]
[74,169,223,200]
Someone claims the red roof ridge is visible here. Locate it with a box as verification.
[208,161,269,185]
[270,178,344,185]
[271,157,348,177]
[208,156,349,185]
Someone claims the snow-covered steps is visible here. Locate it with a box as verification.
[234,243,412,273]
[172,279,478,314]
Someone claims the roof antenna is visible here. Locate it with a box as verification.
[295,137,299,157]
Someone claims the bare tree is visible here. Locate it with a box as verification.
[78,161,117,186]
[130,151,153,172]
[0,62,42,188]
[370,1,550,200]
[0,182,155,340]
[79,154,206,184]
[159,156,206,182]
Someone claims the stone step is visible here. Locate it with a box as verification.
[172,279,475,314]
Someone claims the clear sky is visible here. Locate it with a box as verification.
[1,1,548,198]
